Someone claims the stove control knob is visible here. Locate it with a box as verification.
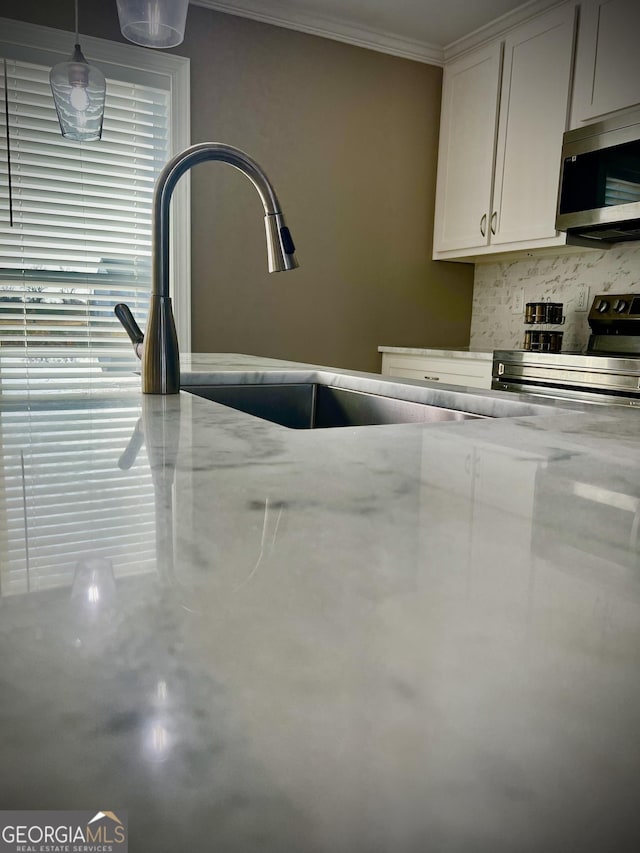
[596,299,610,313]
[614,299,628,313]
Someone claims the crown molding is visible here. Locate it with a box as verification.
[443,0,567,60]
[192,0,571,67]
[190,0,445,66]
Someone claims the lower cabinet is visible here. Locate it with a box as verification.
[381,351,492,390]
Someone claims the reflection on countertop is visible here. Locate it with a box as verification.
[1,353,640,851]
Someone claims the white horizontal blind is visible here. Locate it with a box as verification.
[0,399,158,597]
[0,56,170,397]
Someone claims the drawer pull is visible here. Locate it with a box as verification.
[424,375,440,381]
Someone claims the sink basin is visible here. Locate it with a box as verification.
[184,383,487,429]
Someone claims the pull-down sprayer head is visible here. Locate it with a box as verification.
[264,212,298,273]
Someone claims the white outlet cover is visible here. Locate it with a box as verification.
[576,285,590,311]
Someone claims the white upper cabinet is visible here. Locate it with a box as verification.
[492,6,576,245]
[433,2,577,260]
[433,43,502,253]
[571,0,640,126]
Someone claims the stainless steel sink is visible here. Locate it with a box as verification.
[184,383,486,429]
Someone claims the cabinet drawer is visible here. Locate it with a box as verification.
[381,353,492,389]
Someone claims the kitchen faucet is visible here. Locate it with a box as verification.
[115,142,298,394]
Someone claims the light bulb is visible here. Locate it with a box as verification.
[70,83,90,112]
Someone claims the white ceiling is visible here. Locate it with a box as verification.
[191,0,560,64]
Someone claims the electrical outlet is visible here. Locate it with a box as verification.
[511,287,524,314]
[576,285,590,311]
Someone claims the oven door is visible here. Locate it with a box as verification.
[491,377,640,408]
[492,350,640,408]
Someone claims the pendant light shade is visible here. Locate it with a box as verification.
[49,1,106,142]
[116,0,189,48]
[50,44,106,141]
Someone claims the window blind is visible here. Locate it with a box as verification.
[0,56,170,397]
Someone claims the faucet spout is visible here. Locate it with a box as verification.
[140,143,298,394]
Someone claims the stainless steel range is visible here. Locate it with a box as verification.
[492,294,640,407]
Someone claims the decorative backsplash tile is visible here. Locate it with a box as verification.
[469,245,640,351]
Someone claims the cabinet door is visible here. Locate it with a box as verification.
[491,4,576,245]
[571,0,640,125]
[432,42,502,254]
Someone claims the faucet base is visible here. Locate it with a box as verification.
[142,295,181,394]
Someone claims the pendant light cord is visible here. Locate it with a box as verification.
[75,0,80,43]
[3,58,13,227]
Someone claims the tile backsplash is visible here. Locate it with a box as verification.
[469,245,640,351]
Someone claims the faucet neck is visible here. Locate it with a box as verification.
[152,143,284,299]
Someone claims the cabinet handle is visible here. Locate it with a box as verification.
[491,211,497,234]
[424,375,440,381]
[480,214,487,237]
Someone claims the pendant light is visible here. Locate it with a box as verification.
[49,0,106,142]
[116,0,190,49]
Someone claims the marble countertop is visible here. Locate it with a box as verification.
[1,353,640,851]
[378,345,494,360]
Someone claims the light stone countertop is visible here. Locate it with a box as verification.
[378,345,494,360]
[1,353,640,851]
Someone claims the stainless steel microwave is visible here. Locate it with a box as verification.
[556,108,640,245]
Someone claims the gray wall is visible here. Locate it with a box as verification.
[3,1,474,372]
